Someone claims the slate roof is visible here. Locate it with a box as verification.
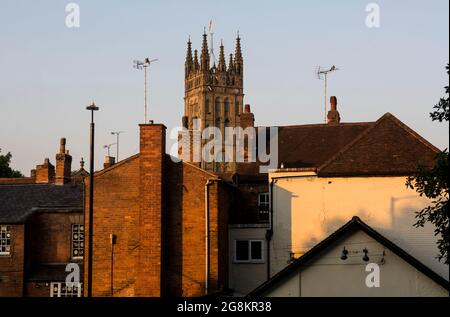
[247,216,449,296]
[0,183,83,223]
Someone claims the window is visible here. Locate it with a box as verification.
[71,224,84,259]
[258,193,270,222]
[50,282,83,297]
[215,97,221,116]
[205,99,210,113]
[224,98,230,116]
[234,240,264,263]
[0,226,11,256]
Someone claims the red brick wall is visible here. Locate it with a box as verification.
[164,161,229,296]
[84,155,140,297]
[135,124,166,296]
[84,123,230,297]
[27,212,83,265]
[0,224,25,297]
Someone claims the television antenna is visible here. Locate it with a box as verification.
[103,143,117,157]
[110,131,125,162]
[133,58,158,123]
[316,65,339,122]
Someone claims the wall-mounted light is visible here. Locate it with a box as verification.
[362,248,370,262]
[340,247,348,260]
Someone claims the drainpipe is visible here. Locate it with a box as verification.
[205,179,214,295]
[266,179,276,280]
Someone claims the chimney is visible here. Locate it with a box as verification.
[103,156,116,169]
[35,158,55,184]
[240,104,255,129]
[30,169,36,179]
[327,96,341,125]
[135,122,166,296]
[55,138,73,185]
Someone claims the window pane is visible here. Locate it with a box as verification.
[251,241,262,260]
[235,240,249,261]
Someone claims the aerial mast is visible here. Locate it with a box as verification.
[133,57,158,123]
[316,65,339,122]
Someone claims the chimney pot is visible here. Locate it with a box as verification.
[55,138,72,185]
[327,96,341,125]
[60,138,66,154]
[244,104,251,113]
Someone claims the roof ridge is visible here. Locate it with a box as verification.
[273,122,375,129]
[317,118,381,172]
[382,112,441,153]
[93,153,140,177]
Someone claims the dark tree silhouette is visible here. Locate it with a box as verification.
[407,64,449,265]
[0,149,24,178]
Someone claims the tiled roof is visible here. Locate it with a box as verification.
[0,183,83,223]
[278,122,373,169]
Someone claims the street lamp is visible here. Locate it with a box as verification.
[86,101,99,297]
[110,131,124,162]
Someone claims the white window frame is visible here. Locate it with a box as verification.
[0,225,11,256]
[234,239,265,263]
[50,282,83,297]
[258,192,270,219]
[71,224,84,260]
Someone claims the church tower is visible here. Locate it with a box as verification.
[181,31,252,173]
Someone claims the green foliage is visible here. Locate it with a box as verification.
[406,64,449,265]
[0,149,24,178]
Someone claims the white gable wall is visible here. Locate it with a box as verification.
[264,230,448,297]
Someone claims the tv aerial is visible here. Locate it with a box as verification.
[316,65,339,122]
[133,58,158,124]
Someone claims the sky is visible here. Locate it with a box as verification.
[0,0,448,175]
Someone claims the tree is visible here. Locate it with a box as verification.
[0,149,24,178]
[406,64,449,265]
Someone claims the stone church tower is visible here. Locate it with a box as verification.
[181,32,254,173]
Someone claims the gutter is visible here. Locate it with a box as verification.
[265,179,276,280]
[205,179,215,295]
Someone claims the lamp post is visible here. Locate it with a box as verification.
[86,101,99,297]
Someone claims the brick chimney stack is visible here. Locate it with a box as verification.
[240,104,255,129]
[103,156,116,169]
[55,138,72,185]
[327,96,341,125]
[35,158,55,184]
[135,123,166,296]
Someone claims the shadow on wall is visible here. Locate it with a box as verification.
[273,186,293,267]
[163,158,183,296]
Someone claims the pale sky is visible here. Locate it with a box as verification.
[0,0,448,174]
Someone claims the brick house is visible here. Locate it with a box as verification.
[0,139,85,297]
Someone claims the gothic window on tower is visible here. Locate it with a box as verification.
[235,102,239,115]
[215,97,221,117]
[205,99,210,114]
[0,225,11,256]
[224,98,230,117]
[71,224,84,259]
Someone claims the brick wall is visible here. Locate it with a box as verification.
[164,161,230,296]
[27,212,83,265]
[0,224,25,297]
[84,123,231,297]
[84,155,140,296]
